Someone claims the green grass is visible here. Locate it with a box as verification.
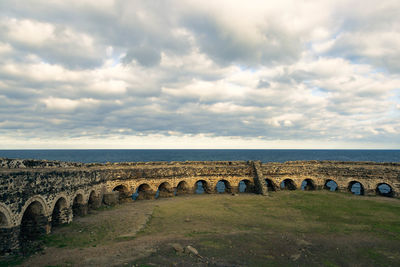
[140,191,400,239]
[42,220,114,248]
[10,191,400,266]
[0,256,24,267]
[133,191,400,266]
[281,192,400,237]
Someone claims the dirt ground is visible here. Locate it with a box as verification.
[22,200,158,266]
[7,192,400,266]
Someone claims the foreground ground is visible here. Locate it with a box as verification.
[4,191,400,266]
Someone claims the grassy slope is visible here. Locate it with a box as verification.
[136,192,400,266]
[3,191,400,266]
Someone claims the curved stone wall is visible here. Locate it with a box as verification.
[0,158,399,255]
[261,161,400,196]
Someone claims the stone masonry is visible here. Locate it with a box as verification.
[0,158,399,255]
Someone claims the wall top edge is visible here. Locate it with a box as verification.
[0,157,399,170]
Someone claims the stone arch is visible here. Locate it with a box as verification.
[19,200,49,254]
[216,179,232,193]
[280,179,296,190]
[376,183,394,198]
[19,195,49,224]
[348,181,364,195]
[264,178,277,191]
[239,179,254,193]
[71,189,85,203]
[0,203,17,254]
[0,203,13,228]
[176,181,189,195]
[135,183,154,200]
[112,184,131,202]
[88,190,101,209]
[324,179,338,191]
[50,193,69,212]
[0,211,8,228]
[51,197,70,227]
[301,179,315,191]
[72,193,87,217]
[194,180,210,194]
[156,182,174,198]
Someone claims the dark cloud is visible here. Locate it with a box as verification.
[182,14,301,67]
[123,46,161,67]
[257,80,270,88]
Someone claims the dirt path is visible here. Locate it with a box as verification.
[22,200,160,266]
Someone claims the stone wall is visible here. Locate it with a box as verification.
[0,158,399,255]
[262,161,400,196]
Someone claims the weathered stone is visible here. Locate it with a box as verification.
[0,227,19,254]
[88,195,102,210]
[0,158,399,254]
[171,243,184,253]
[103,192,119,206]
[185,245,199,256]
[251,161,269,195]
[296,239,312,247]
[72,203,88,217]
[290,253,301,261]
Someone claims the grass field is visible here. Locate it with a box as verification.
[4,191,400,266]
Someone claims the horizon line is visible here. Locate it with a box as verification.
[1,148,400,150]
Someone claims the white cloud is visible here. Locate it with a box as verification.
[4,18,54,46]
[42,97,99,112]
[42,97,80,111]
[89,80,127,95]
[328,31,400,72]
[162,78,248,102]
[0,42,12,54]
[0,17,103,68]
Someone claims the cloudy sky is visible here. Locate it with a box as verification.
[0,0,399,149]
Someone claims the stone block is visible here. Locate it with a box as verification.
[103,192,119,206]
[0,226,20,255]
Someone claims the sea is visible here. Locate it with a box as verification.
[0,149,399,163]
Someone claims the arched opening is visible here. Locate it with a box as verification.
[264,179,277,191]
[280,179,296,190]
[239,179,253,193]
[176,181,189,195]
[324,180,338,191]
[134,184,154,200]
[88,191,101,210]
[51,197,68,227]
[348,181,364,195]
[20,201,48,255]
[112,185,131,202]
[0,209,14,255]
[301,179,315,191]
[72,194,87,217]
[376,183,394,197]
[0,211,8,227]
[195,180,209,194]
[156,182,174,198]
[216,180,232,193]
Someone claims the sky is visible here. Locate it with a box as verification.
[0,0,399,149]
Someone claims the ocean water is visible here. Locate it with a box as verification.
[0,149,399,163]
